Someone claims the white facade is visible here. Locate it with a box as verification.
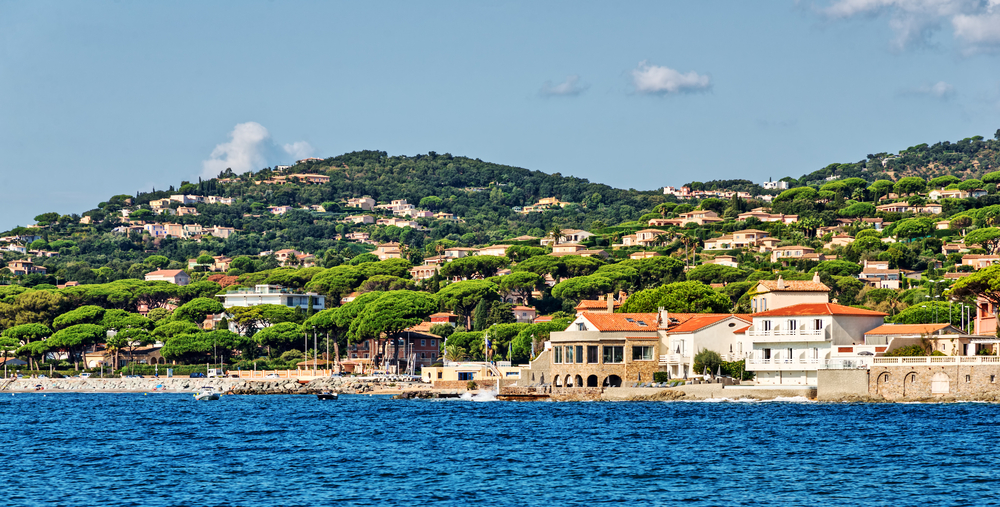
[744,304,886,386]
[221,284,325,310]
[761,180,789,190]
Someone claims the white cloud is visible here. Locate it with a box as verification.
[200,122,315,179]
[820,0,1000,52]
[630,61,711,95]
[540,75,587,97]
[900,80,957,98]
[282,141,315,160]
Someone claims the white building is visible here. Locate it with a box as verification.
[743,303,887,386]
[221,285,325,310]
[761,180,789,190]
[660,313,751,379]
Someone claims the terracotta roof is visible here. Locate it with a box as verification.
[757,279,830,292]
[864,323,955,335]
[576,299,620,310]
[753,303,886,317]
[664,314,749,334]
[581,312,658,332]
[733,229,769,234]
[429,312,458,318]
[860,268,900,274]
[146,269,186,277]
[733,325,750,334]
[533,315,553,323]
[944,272,971,279]
[772,245,814,251]
[512,306,536,311]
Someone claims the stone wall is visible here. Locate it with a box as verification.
[869,364,1000,400]
[817,369,869,401]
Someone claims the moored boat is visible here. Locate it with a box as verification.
[317,391,338,400]
[193,386,221,401]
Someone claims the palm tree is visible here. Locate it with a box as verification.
[548,226,564,245]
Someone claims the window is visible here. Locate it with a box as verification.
[603,346,624,364]
[458,372,474,381]
[576,346,584,364]
[554,346,563,364]
[992,375,996,384]
[421,340,426,346]
[437,372,442,379]
[587,346,599,363]
[762,320,772,332]
[814,319,824,330]
[787,320,797,331]
[565,346,575,364]
[632,345,653,361]
[431,340,436,347]
[762,299,767,311]
[787,348,793,360]
[763,348,771,360]
[577,322,586,331]
[966,375,971,383]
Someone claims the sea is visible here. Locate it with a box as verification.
[2,392,998,506]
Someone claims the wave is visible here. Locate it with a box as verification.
[459,390,498,402]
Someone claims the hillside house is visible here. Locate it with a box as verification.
[512,306,537,324]
[476,245,512,257]
[676,210,724,226]
[540,229,595,246]
[706,255,739,268]
[374,243,403,260]
[928,188,987,200]
[737,208,798,224]
[824,235,854,250]
[7,259,46,276]
[346,197,376,211]
[874,202,943,214]
[144,269,191,286]
[629,251,660,260]
[770,245,816,264]
[287,173,330,184]
[345,215,375,225]
[409,264,440,281]
[221,285,325,311]
[858,259,902,289]
[960,254,1000,270]
[444,247,478,258]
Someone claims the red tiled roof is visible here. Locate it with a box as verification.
[512,306,536,311]
[581,312,658,332]
[533,315,554,323]
[576,300,619,309]
[753,303,886,317]
[864,323,954,335]
[146,269,186,277]
[757,279,830,292]
[429,312,458,318]
[665,314,748,334]
[733,325,750,334]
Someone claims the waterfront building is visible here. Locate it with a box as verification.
[547,312,661,387]
[744,303,887,386]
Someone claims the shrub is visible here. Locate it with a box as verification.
[693,350,723,375]
[653,372,670,383]
[467,380,478,391]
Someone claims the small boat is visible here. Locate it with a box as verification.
[317,391,339,401]
[193,386,221,401]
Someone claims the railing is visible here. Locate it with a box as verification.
[660,354,690,364]
[746,329,823,337]
[871,356,1000,365]
[746,358,821,370]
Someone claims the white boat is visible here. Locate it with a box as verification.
[193,386,221,401]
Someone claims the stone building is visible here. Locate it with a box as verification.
[548,312,661,387]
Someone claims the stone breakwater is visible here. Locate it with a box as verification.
[1,377,401,394]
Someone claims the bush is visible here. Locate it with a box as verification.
[467,380,478,391]
[693,350,722,375]
[653,372,670,383]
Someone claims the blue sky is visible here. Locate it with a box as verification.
[2,0,1000,230]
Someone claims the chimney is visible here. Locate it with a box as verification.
[658,306,668,329]
[812,271,821,284]
[776,275,785,290]
[607,294,614,313]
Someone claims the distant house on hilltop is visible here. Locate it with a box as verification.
[144,269,191,286]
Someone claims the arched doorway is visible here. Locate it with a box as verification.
[575,375,583,387]
[565,375,573,387]
[554,376,562,387]
[931,372,950,395]
[902,372,917,397]
[876,372,890,395]
[587,375,598,387]
[602,375,622,387]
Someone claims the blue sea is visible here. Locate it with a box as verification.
[2,393,998,506]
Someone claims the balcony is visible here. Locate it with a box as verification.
[746,358,821,371]
[745,328,827,342]
[659,353,691,365]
